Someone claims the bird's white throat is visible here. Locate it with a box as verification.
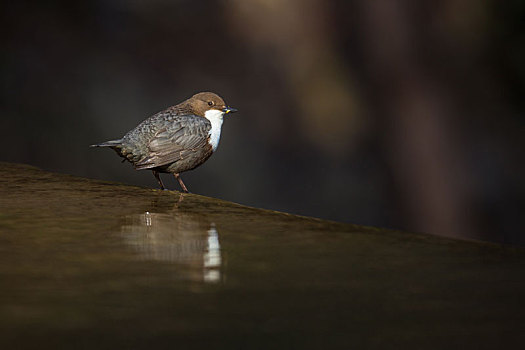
[204,109,224,152]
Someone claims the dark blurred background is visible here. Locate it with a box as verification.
[2,0,524,244]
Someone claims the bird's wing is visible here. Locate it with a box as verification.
[134,115,211,170]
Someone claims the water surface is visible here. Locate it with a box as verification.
[1,162,524,349]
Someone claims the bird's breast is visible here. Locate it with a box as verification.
[204,110,225,152]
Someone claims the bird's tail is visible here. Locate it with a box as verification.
[90,139,123,148]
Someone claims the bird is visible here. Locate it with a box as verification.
[91,92,237,192]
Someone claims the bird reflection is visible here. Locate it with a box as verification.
[121,196,222,283]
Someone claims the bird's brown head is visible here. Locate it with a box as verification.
[182,92,237,117]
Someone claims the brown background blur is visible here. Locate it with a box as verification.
[2,0,524,244]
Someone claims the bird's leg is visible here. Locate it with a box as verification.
[174,173,189,193]
[152,170,166,190]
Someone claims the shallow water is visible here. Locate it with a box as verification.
[1,162,524,349]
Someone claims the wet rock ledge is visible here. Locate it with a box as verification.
[0,161,524,349]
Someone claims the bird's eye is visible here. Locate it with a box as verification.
[208,101,214,106]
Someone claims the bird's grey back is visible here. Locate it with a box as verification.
[119,108,211,164]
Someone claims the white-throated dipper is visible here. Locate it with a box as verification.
[91,92,237,192]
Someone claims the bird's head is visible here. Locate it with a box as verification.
[187,92,237,118]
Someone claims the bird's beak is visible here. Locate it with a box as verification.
[223,106,238,114]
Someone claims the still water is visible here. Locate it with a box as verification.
[121,208,223,283]
[0,162,524,349]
